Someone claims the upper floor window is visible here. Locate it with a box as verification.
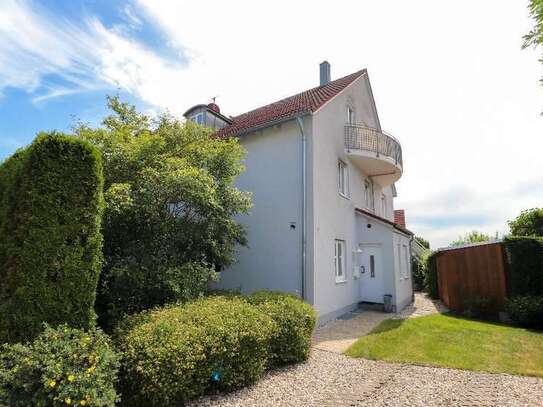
[381,194,387,218]
[190,112,205,125]
[347,106,355,124]
[338,160,349,197]
[334,239,346,283]
[364,180,374,210]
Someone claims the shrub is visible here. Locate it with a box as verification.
[0,133,104,343]
[76,97,251,330]
[463,295,496,319]
[116,296,275,406]
[412,256,425,291]
[246,291,316,367]
[0,325,119,407]
[423,252,439,299]
[505,296,543,327]
[503,236,543,297]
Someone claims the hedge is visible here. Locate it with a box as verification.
[246,290,316,367]
[423,252,439,299]
[0,325,119,407]
[116,296,275,406]
[505,296,543,328]
[0,133,104,343]
[503,236,543,297]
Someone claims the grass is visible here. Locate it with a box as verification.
[344,314,543,377]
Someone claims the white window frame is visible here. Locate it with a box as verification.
[347,106,355,124]
[364,180,374,210]
[402,244,409,279]
[397,243,402,279]
[190,112,205,125]
[334,239,347,283]
[338,160,349,198]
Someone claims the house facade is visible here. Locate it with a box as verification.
[185,62,414,324]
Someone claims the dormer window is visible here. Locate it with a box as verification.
[190,112,205,125]
[347,106,355,124]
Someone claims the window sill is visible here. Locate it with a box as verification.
[335,278,348,284]
[339,192,350,200]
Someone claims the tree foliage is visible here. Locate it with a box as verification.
[75,97,251,329]
[508,208,543,237]
[414,236,430,250]
[450,230,491,247]
[524,0,543,87]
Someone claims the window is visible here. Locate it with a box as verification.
[381,194,387,218]
[347,106,355,124]
[334,239,346,282]
[190,112,204,125]
[402,245,409,279]
[364,180,374,210]
[397,243,402,278]
[370,255,375,278]
[338,160,349,197]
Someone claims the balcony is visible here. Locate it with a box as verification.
[344,124,403,186]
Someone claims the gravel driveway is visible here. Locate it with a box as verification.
[191,349,543,406]
[192,294,543,406]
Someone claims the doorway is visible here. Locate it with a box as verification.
[359,244,384,303]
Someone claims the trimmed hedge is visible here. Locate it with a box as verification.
[0,325,120,407]
[423,252,439,299]
[503,236,543,297]
[246,290,317,367]
[0,133,104,343]
[505,296,543,328]
[116,296,275,406]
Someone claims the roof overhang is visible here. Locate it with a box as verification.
[355,207,414,237]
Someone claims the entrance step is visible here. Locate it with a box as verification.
[358,301,385,312]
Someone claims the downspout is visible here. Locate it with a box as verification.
[296,116,307,301]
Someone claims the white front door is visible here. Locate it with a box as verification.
[359,245,385,303]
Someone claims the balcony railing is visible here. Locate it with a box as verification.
[344,124,403,168]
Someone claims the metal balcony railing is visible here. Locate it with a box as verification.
[344,124,403,168]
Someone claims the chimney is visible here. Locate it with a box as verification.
[394,209,406,228]
[319,61,331,86]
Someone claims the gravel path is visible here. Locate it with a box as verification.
[191,349,543,407]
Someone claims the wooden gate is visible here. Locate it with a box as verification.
[436,242,507,313]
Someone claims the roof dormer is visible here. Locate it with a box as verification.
[183,101,232,130]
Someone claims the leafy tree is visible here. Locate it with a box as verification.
[524,0,543,88]
[75,96,251,329]
[450,230,491,247]
[508,208,543,237]
[414,236,430,250]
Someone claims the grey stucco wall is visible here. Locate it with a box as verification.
[217,118,312,298]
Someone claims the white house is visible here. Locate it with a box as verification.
[184,62,414,324]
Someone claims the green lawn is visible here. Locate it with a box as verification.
[345,314,543,377]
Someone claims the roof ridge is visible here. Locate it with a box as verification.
[216,68,366,137]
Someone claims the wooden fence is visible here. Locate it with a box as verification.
[436,242,508,313]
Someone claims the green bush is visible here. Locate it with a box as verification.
[0,325,119,407]
[246,290,317,367]
[0,133,104,343]
[505,296,543,327]
[116,296,275,406]
[423,252,439,299]
[503,236,543,297]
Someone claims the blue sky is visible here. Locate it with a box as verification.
[1,0,543,247]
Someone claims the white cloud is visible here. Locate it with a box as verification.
[1,0,543,248]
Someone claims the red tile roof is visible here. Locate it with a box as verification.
[394,209,406,228]
[355,207,413,236]
[217,69,367,137]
